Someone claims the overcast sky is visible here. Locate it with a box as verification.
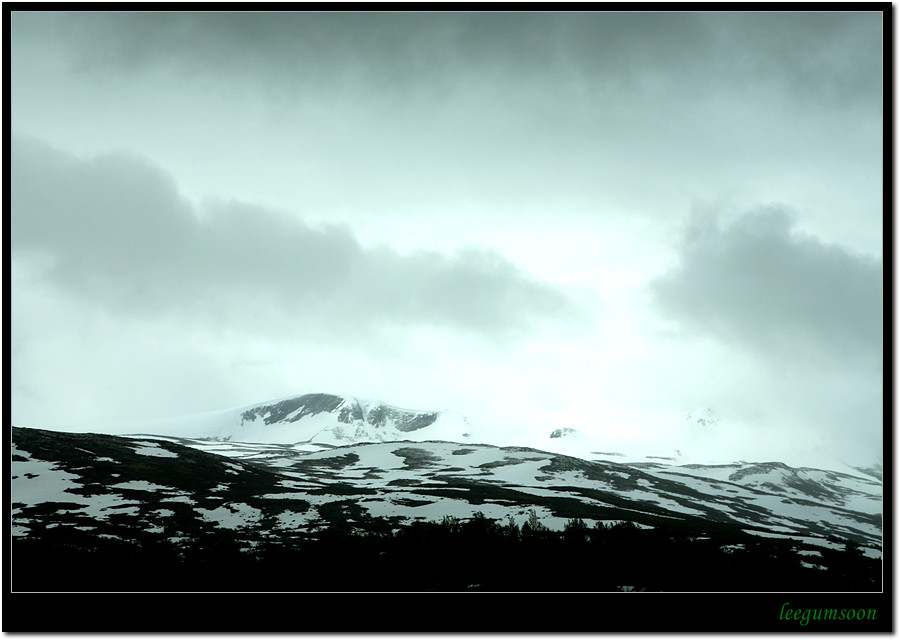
[10,11,883,468]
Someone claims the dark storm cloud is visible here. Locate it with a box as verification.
[700,12,882,110]
[19,12,557,94]
[651,207,882,364]
[16,11,882,108]
[11,136,572,338]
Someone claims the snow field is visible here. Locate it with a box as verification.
[131,442,180,458]
[274,509,318,529]
[11,458,88,507]
[196,503,263,529]
[111,480,179,492]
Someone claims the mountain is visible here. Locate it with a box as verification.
[94,395,877,475]
[111,392,475,448]
[12,425,882,592]
[11,391,883,594]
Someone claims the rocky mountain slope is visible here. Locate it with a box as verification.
[12,426,881,560]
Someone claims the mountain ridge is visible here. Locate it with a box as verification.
[67,392,880,477]
[12,425,882,550]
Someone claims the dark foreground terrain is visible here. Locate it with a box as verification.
[13,511,879,592]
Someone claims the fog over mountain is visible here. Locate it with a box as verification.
[10,11,883,470]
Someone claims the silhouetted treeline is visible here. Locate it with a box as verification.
[12,511,879,592]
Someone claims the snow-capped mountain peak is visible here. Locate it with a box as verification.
[139,392,474,447]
